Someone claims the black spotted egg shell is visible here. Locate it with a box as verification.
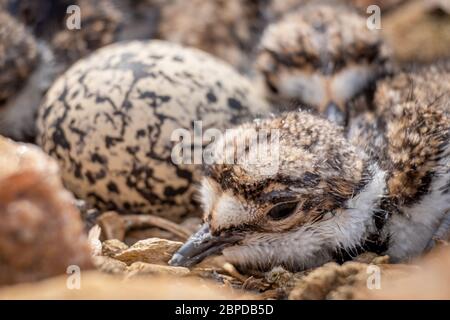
[36,40,269,221]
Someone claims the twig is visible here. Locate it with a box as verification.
[122,214,192,241]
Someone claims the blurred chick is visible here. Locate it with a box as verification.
[256,2,391,125]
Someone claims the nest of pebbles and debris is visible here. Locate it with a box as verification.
[1,0,450,300]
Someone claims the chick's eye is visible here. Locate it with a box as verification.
[267,202,298,221]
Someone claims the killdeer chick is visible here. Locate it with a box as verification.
[256,3,390,125]
[170,68,449,271]
[374,60,450,114]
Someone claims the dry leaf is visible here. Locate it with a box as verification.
[114,238,182,265]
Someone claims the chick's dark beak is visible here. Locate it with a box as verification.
[169,223,242,267]
[325,102,345,126]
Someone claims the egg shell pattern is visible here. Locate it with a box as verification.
[37,40,269,221]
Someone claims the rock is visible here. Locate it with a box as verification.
[0,137,92,286]
[126,262,190,278]
[102,239,129,257]
[113,238,182,265]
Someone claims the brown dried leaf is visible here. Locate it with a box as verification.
[113,238,182,265]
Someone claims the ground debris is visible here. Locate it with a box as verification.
[126,262,190,278]
[97,211,126,241]
[0,271,255,299]
[122,214,192,241]
[113,238,182,265]
[288,262,371,300]
[92,256,127,275]
[102,239,129,257]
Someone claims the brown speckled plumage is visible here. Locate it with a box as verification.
[173,64,450,271]
[257,3,390,123]
[357,62,450,207]
[204,112,370,234]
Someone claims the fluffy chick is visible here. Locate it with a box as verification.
[171,65,449,271]
[256,3,390,125]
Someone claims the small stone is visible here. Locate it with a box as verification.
[126,262,190,278]
[102,239,129,257]
[113,238,182,265]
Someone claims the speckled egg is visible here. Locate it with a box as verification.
[37,40,269,221]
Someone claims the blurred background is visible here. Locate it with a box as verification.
[1,0,449,73]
